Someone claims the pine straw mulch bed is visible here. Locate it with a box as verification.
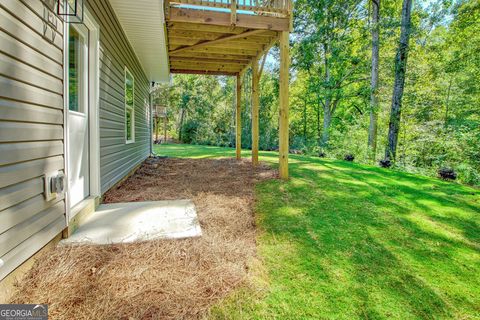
[11,157,276,319]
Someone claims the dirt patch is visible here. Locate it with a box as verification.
[10,157,276,319]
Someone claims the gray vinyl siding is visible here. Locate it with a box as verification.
[86,0,151,194]
[0,0,152,281]
[0,0,66,280]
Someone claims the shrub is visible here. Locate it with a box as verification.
[344,154,355,162]
[379,159,392,168]
[438,167,457,180]
[180,120,199,144]
[455,164,480,185]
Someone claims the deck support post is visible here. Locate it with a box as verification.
[279,31,290,179]
[163,116,168,143]
[251,58,260,166]
[236,74,242,160]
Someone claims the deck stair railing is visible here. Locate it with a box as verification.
[153,106,167,118]
[167,0,292,17]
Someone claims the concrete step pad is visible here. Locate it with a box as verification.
[61,200,201,245]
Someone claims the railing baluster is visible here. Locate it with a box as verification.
[170,0,289,16]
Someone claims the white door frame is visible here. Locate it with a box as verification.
[63,8,101,222]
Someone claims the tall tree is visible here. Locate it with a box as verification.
[294,0,367,148]
[367,0,380,158]
[385,0,414,161]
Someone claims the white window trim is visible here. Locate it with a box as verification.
[125,67,135,144]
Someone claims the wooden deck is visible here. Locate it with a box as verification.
[165,0,291,75]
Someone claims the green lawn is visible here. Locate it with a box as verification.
[154,144,480,320]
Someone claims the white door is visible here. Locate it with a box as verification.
[67,24,90,208]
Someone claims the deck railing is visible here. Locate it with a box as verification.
[153,106,168,118]
[167,0,292,17]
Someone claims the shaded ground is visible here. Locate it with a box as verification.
[11,157,275,319]
[155,144,480,320]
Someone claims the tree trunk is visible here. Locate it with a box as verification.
[321,42,332,148]
[368,0,380,159]
[163,117,167,143]
[444,77,452,128]
[154,116,159,142]
[385,0,413,161]
[316,104,321,147]
[178,108,185,142]
[303,98,308,143]
[321,101,332,147]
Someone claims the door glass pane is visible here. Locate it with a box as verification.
[69,26,85,112]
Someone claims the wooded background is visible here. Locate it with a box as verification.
[153,0,479,186]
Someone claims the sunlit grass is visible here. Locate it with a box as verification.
[155,143,480,320]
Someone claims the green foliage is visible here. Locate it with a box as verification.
[293,0,370,146]
[125,70,134,107]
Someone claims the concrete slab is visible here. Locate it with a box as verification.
[61,200,201,245]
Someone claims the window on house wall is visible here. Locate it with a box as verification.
[125,68,135,143]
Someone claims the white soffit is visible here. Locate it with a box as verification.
[110,0,170,83]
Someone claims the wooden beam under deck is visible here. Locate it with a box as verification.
[170,52,252,62]
[170,69,238,76]
[167,23,278,37]
[278,31,290,179]
[169,35,273,49]
[236,74,242,160]
[169,30,276,41]
[251,57,260,166]
[170,46,260,57]
[169,29,268,55]
[170,65,243,74]
[169,56,250,65]
[167,22,250,34]
[168,37,270,48]
[168,7,290,32]
[169,59,246,68]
